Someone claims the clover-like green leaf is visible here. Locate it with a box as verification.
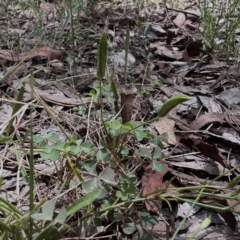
[153,160,166,172]
[139,149,152,159]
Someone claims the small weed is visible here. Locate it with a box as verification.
[198,0,240,62]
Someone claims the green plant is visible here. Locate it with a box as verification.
[26,32,191,238]
[198,0,240,62]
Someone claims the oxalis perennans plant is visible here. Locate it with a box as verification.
[1,25,240,240]
[0,30,190,240]
[29,30,191,238]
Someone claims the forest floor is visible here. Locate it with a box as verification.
[1,0,240,239]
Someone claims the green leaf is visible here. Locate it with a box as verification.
[120,172,137,184]
[0,136,12,143]
[135,227,153,240]
[96,150,111,162]
[123,121,136,130]
[54,207,67,223]
[104,121,111,128]
[40,147,51,159]
[111,119,122,130]
[121,146,129,155]
[227,175,240,188]
[153,161,166,172]
[66,190,101,216]
[83,160,96,172]
[40,148,59,161]
[135,130,147,141]
[42,199,56,217]
[199,217,211,230]
[80,141,93,153]
[31,199,56,221]
[52,140,64,151]
[150,137,162,147]
[6,86,25,136]
[139,149,152,159]
[123,224,138,235]
[97,32,108,80]
[41,129,51,138]
[157,95,191,117]
[32,135,43,143]
[0,217,14,231]
[48,133,59,142]
[100,167,117,185]
[33,225,60,240]
[48,149,59,161]
[82,178,107,199]
[140,210,158,227]
[66,145,80,154]
[67,158,84,182]
[82,178,98,192]
[160,132,168,140]
[70,135,78,142]
[153,146,162,159]
[31,213,50,221]
[116,190,128,200]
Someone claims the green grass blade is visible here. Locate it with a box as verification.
[33,225,60,240]
[60,2,81,36]
[66,190,101,216]
[29,72,34,239]
[6,86,25,136]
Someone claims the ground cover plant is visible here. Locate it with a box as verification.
[1,0,240,239]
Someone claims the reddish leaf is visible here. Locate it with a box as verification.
[142,163,170,212]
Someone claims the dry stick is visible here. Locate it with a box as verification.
[166,7,200,18]
[29,81,70,140]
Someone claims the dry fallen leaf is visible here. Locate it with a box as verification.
[142,163,170,212]
[155,108,177,144]
[0,46,68,62]
[173,13,186,27]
